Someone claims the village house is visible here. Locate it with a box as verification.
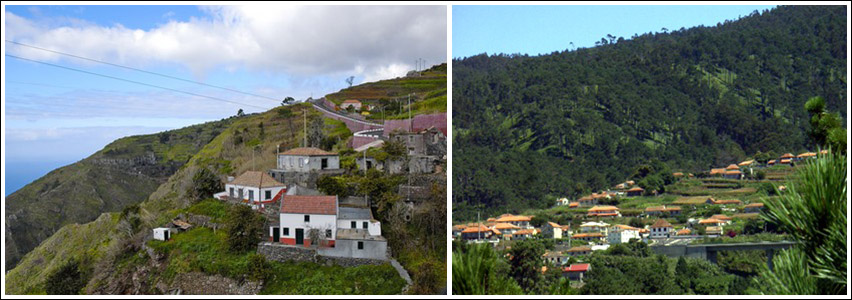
[706,226,724,236]
[492,222,521,236]
[389,127,447,156]
[738,160,755,168]
[215,171,287,210]
[578,192,614,206]
[461,224,499,241]
[579,221,610,235]
[565,246,592,257]
[710,168,727,176]
[513,229,537,240]
[563,264,591,282]
[587,205,621,218]
[625,186,645,197]
[542,222,564,239]
[796,152,817,161]
[571,233,605,243]
[452,224,466,238]
[649,219,674,238]
[724,169,744,180]
[274,195,338,247]
[275,147,340,173]
[494,214,533,229]
[341,99,362,110]
[744,202,765,213]
[568,202,580,208]
[543,251,570,265]
[644,205,682,217]
[607,224,641,244]
[700,217,730,226]
[706,198,743,206]
[555,197,571,206]
[676,228,692,236]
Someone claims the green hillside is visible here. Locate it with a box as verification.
[325,63,447,120]
[4,118,233,270]
[452,5,846,220]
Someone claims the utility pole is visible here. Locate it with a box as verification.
[408,93,412,132]
[477,210,481,241]
[303,109,307,147]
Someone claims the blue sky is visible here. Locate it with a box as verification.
[3,5,447,195]
[453,5,777,58]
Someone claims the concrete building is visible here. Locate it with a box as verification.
[275,147,340,173]
[607,225,641,244]
[644,205,682,217]
[318,229,387,260]
[649,219,674,238]
[216,171,287,210]
[565,246,592,257]
[494,214,532,228]
[337,207,381,236]
[571,233,605,243]
[276,195,338,247]
[542,222,564,239]
[153,227,173,241]
[579,222,610,235]
[563,264,591,282]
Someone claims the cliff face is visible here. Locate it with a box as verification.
[4,119,232,270]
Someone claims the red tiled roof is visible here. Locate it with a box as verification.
[626,186,644,192]
[280,195,337,215]
[279,147,337,156]
[564,264,590,272]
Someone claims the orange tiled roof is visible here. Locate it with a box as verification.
[724,170,742,175]
[768,160,777,164]
[699,218,726,224]
[626,186,644,192]
[229,171,286,188]
[797,152,816,158]
[645,205,681,212]
[566,246,592,252]
[780,153,794,159]
[613,224,640,231]
[461,225,490,233]
[710,214,732,221]
[676,228,691,235]
[588,205,619,212]
[673,172,684,177]
[713,199,742,205]
[779,158,792,164]
[744,203,764,208]
[710,168,726,175]
[568,202,580,208]
[452,224,467,231]
[493,222,520,230]
[495,215,532,222]
[726,164,739,170]
[738,160,755,166]
[515,229,536,235]
[572,233,604,238]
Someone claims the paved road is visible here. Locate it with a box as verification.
[310,99,383,127]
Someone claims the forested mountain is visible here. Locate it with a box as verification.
[452,5,846,220]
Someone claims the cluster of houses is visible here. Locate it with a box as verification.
[708,150,826,179]
[336,99,374,116]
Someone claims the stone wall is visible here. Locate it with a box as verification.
[167,272,263,295]
[257,242,388,267]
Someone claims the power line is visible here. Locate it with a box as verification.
[5,40,281,102]
[6,54,269,110]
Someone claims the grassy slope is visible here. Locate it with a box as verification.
[324,63,447,120]
[4,118,232,270]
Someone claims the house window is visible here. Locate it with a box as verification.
[362,222,368,229]
[283,227,289,236]
[325,230,332,238]
[357,241,364,250]
[265,190,272,200]
[351,221,356,228]
[304,215,310,222]
[229,187,234,197]
[248,190,254,201]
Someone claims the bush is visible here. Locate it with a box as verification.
[45,259,86,295]
[189,167,222,202]
[224,205,264,253]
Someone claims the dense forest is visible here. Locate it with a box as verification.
[452,5,847,220]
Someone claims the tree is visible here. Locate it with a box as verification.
[757,151,846,294]
[189,167,222,202]
[805,96,846,153]
[316,175,351,198]
[237,108,245,117]
[281,96,295,106]
[224,204,264,253]
[45,259,86,295]
[452,243,523,295]
[507,239,548,293]
[306,116,326,148]
[345,76,355,87]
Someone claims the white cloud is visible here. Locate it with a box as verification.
[5,5,447,80]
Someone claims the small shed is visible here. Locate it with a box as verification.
[153,227,172,241]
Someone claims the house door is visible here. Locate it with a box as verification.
[164,231,170,240]
[272,227,280,243]
[295,228,304,245]
[321,158,328,169]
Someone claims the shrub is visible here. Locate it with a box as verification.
[45,259,86,295]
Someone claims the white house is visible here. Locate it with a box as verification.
[153,227,173,241]
[276,147,340,173]
[579,221,610,235]
[649,219,673,238]
[336,207,381,236]
[607,225,642,244]
[217,171,287,209]
[542,222,564,239]
[275,195,338,247]
[341,99,362,110]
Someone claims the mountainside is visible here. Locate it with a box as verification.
[4,119,233,269]
[452,5,846,220]
[325,63,447,120]
[5,104,318,294]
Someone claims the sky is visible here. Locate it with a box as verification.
[2,5,447,195]
[453,5,778,58]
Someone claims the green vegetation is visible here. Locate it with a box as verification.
[223,204,265,253]
[756,150,846,294]
[44,259,88,295]
[452,5,846,220]
[452,242,523,295]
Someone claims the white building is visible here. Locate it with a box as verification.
[276,147,340,173]
[341,99,362,110]
[153,227,173,241]
[336,207,381,236]
[607,225,642,244]
[275,195,338,247]
[649,219,674,238]
[543,222,564,239]
[579,221,610,235]
[216,171,287,210]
